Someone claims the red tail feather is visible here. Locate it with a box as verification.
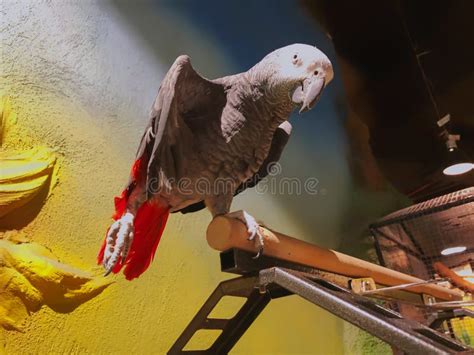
[98,158,170,280]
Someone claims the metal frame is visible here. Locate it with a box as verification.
[168,275,273,354]
[168,249,472,354]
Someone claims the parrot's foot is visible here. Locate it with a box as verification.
[103,212,135,276]
[226,210,264,258]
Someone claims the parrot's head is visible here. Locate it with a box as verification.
[255,43,333,113]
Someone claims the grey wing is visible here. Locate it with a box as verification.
[130,55,226,198]
[177,121,292,214]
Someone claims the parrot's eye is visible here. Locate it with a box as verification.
[314,70,319,75]
[293,54,297,59]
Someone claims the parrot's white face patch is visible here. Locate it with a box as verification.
[261,44,331,78]
[254,43,333,113]
[258,43,333,113]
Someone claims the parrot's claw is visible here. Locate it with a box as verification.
[247,223,264,259]
[102,212,135,276]
[227,210,265,258]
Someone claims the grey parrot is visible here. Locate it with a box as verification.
[98,43,333,280]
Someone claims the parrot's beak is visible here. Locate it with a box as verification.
[292,76,326,114]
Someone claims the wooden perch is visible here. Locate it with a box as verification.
[207,214,463,301]
[433,261,474,294]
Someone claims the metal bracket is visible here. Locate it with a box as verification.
[424,293,438,306]
[350,278,377,293]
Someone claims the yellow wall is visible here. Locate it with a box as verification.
[0,1,350,353]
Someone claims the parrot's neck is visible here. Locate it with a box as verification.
[214,66,296,144]
[243,67,296,122]
[214,70,294,148]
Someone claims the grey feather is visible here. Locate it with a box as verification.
[177,121,292,214]
[130,55,226,198]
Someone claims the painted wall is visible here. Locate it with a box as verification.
[1,1,399,353]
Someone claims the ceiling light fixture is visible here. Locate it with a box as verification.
[438,115,474,176]
[443,161,474,176]
[441,246,467,256]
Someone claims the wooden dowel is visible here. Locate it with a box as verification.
[433,262,474,294]
[207,215,463,301]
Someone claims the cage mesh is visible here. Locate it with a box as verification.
[371,187,474,348]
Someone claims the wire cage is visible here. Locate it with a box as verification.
[370,187,474,348]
